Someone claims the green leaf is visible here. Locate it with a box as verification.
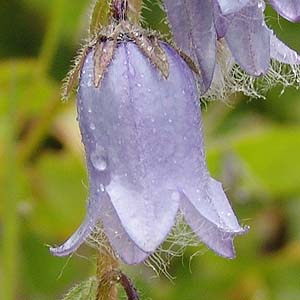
[89,0,111,36]
[233,126,300,196]
[207,126,300,197]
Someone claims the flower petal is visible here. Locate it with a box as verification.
[217,0,250,15]
[181,178,245,258]
[213,0,233,39]
[164,0,217,93]
[78,42,197,254]
[225,0,270,76]
[100,193,150,264]
[50,184,104,256]
[269,0,300,22]
[269,29,300,64]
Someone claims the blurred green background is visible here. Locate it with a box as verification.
[1,1,300,299]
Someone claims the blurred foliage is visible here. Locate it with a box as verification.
[0,1,300,300]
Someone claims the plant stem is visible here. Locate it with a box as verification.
[17,91,61,164]
[96,243,119,300]
[127,0,142,24]
[1,64,20,300]
[38,0,67,75]
[19,0,67,165]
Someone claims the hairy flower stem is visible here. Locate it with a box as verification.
[110,0,142,23]
[95,241,140,300]
[96,244,119,300]
[127,0,142,24]
[90,0,142,36]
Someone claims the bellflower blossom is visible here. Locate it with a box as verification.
[164,0,300,99]
[49,0,300,267]
[50,14,247,263]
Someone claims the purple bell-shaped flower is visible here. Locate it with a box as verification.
[50,31,246,263]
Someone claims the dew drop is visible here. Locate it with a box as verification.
[171,191,181,201]
[90,123,96,130]
[90,145,107,171]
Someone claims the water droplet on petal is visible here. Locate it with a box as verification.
[90,123,96,130]
[90,145,107,171]
[171,191,180,201]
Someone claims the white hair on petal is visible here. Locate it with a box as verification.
[203,39,300,102]
[144,212,205,280]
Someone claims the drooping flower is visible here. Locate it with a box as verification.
[50,24,246,264]
[163,0,300,98]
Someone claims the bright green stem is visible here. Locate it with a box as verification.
[1,65,20,300]
[90,0,111,37]
[38,0,67,75]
